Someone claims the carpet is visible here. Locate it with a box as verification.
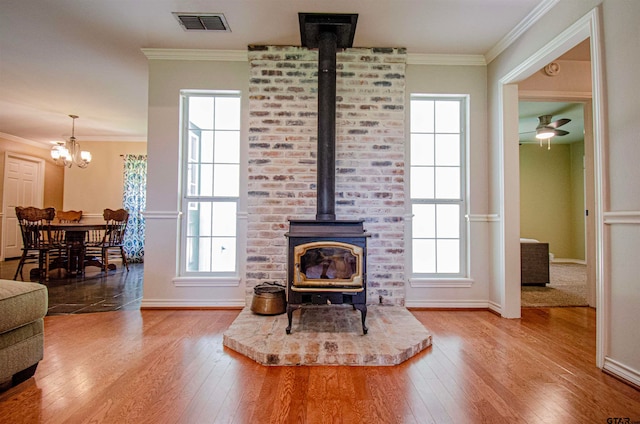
[521,263,588,307]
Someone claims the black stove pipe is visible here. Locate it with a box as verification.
[316,31,337,221]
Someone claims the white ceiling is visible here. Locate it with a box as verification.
[0,0,549,147]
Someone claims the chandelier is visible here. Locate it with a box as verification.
[50,115,92,168]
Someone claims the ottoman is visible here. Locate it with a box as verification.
[0,280,48,391]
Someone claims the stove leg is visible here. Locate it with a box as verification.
[286,304,301,334]
[354,304,368,335]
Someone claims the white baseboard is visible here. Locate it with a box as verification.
[603,357,640,388]
[140,298,246,308]
[488,300,502,315]
[405,299,491,309]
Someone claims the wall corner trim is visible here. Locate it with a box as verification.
[143,210,181,220]
[466,214,500,222]
[603,211,640,225]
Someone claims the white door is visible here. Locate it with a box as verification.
[2,153,45,259]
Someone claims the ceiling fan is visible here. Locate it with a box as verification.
[520,114,571,149]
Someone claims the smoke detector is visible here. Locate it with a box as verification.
[544,62,560,76]
[173,13,231,32]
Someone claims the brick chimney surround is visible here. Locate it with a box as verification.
[246,45,407,306]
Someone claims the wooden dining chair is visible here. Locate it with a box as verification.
[56,210,83,223]
[85,208,130,272]
[13,206,63,282]
[56,210,83,274]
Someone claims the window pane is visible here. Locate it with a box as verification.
[437,240,460,273]
[188,131,201,161]
[435,167,460,199]
[436,204,459,238]
[186,164,197,196]
[186,236,199,271]
[198,202,212,237]
[215,131,240,164]
[199,164,214,196]
[410,133,434,166]
[435,101,460,133]
[189,97,214,129]
[413,239,436,273]
[215,97,241,130]
[214,164,239,196]
[212,202,237,236]
[435,134,460,166]
[211,238,236,272]
[410,100,434,133]
[412,204,435,238]
[186,203,200,236]
[410,166,434,199]
[198,237,212,271]
[199,131,214,163]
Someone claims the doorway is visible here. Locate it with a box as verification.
[518,100,594,308]
[2,153,45,260]
[499,8,606,366]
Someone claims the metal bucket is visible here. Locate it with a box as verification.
[251,282,286,315]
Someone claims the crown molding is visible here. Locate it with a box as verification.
[407,54,486,66]
[142,48,488,67]
[485,0,560,64]
[141,48,248,61]
[0,132,50,150]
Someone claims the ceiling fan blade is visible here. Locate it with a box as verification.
[548,118,571,128]
[553,129,569,136]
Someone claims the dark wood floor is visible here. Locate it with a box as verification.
[0,258,142,315]
[0,304,638,423]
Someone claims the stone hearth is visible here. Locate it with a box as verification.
[223,305,431,366]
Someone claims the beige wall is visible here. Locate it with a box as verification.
[145,58,249,307]
[519,142,585,260]
[570,141,585,259]
[518,59,592,93]
[63,140,146,215]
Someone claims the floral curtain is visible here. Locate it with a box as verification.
[122,154,146,263]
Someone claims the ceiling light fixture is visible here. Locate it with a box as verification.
[51,115,92,168]
[535,127,555,139]
[535,128,555,150]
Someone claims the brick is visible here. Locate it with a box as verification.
[247,45,407,305]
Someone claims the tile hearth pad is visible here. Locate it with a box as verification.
[223,305,432,366]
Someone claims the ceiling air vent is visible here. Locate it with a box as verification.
[173,13,231,32]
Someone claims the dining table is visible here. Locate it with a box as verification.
[40,219,116,278]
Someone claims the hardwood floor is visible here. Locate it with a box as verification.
[1,307,638,423]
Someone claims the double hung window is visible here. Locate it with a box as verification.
[410,96,467,277]
[180,91,240,275]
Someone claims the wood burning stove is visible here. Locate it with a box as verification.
[286,220,369,334]
[284,13,370,335]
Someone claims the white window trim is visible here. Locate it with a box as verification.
[409,94,469,279]
[179,90,241,277]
